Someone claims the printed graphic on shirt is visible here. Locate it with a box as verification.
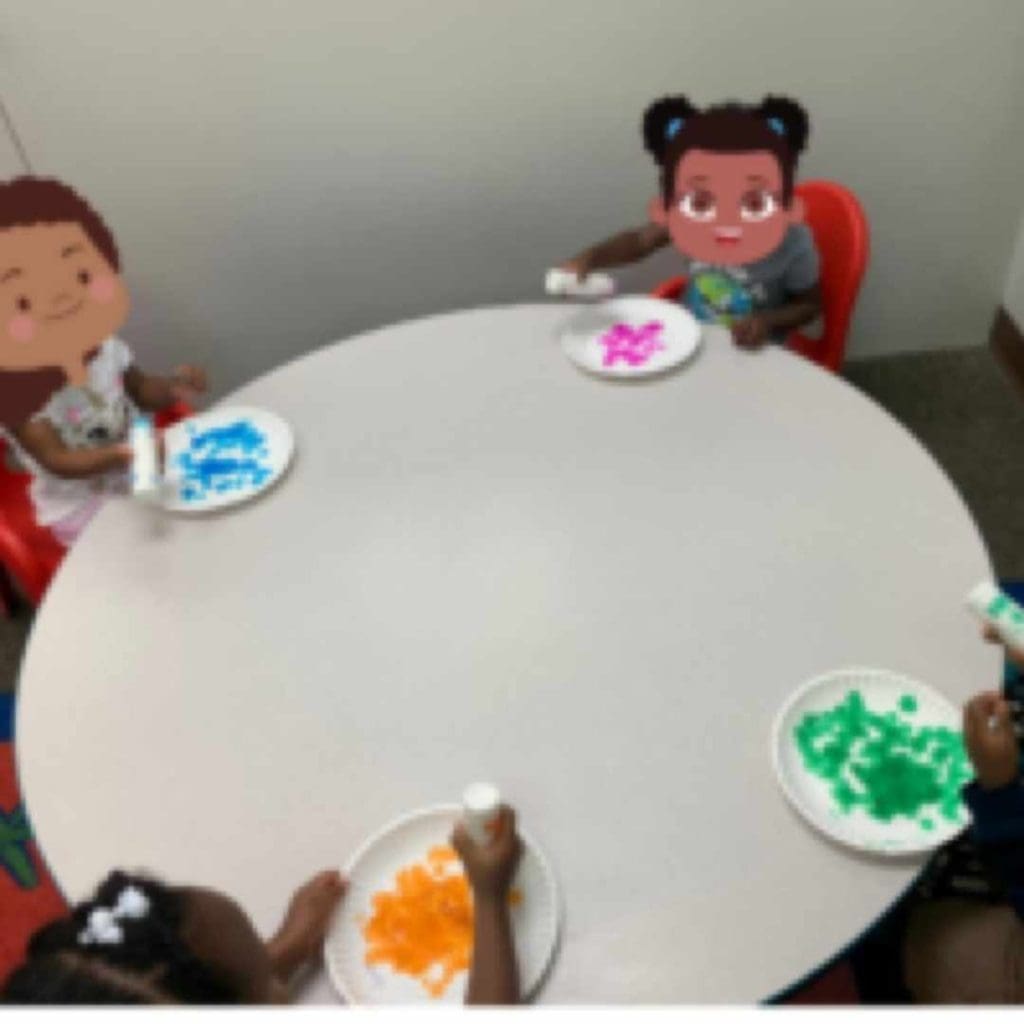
[6,336,136,528]
[685,270,754,326]
[48,386,130,450]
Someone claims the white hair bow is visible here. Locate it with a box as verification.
[78,885,151,946]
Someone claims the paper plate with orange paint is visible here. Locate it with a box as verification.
[324,805,560,1004]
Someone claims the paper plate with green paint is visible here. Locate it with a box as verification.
[772,668,973,856]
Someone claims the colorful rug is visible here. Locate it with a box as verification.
[0,693,67,987]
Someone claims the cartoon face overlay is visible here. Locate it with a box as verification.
[649,149,802,267]
[0,221,130,387]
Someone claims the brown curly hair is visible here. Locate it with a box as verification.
[0,176,120,270]
[642,95,810,207]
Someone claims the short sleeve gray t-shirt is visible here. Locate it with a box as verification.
[680,224,820,329]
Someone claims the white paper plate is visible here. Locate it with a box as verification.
[772,668,972,856]
[160,406,294,513]
[324,805,560,1004]
[557,296,701,379]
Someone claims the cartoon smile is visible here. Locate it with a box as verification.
[714,227,743,245]
[44,299,85,322]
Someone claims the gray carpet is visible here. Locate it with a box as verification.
[844,346,1024,580]
[1,345,1021,696]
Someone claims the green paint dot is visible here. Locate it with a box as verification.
[794,690,969,828]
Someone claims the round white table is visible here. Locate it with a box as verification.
[18,305,998,1003]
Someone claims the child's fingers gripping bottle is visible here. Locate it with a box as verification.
[966,582,1024,649]
[462,782,502,846]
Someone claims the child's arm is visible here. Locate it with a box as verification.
[11,419,132,480]
[123,364,207,413]
[961,692,1024,919]
[453,806,522,1005]
[732,283,823,348]
[561,223,669,279]
[985,624,1024,672]
[265,870,346,997]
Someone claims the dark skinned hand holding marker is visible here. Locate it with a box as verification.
[451,805,523,1006]
[903,627,1024,1003]
[963,692,1019,791]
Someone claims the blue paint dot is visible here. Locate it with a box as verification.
[173,418,273,503]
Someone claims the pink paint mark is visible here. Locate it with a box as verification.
[66,406,83,426]
[89,274,116,303]
[7,313,35,343]
[599,320,666,368]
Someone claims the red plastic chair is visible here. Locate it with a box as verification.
[651,180,869,373]
[0,400,193,611]
[0,441,63,608]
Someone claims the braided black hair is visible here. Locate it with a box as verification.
[642,94,810,206]
[2,871,240,1005]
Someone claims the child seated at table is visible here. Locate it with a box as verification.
[0,176,207,548]
[557,95,822,349]
[902,636,1024,1003]
[2,808,523,1006]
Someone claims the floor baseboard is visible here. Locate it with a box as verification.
[990,305,1024,395]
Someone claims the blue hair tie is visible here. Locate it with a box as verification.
[767,116,786,136]
[665,117,685,140]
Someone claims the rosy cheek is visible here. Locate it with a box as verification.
[89,275,116,303]
[7,314,35,343]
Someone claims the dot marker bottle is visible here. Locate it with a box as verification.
[130,414,159,497]
[966,581,1024,648]
[462,782,501,846]
[544,267,615,299]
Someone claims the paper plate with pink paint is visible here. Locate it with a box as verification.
[557,296,701,380]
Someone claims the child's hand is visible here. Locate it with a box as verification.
[964,692,1019,790]
[114,443,134,468]
[560,258,592,283]
[731,315,769,349]
[268,870,347,978]
[983,623,1024,672]
[451,806,523,901]
[170,365,208,404]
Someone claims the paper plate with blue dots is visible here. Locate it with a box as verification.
[160,406,294,513]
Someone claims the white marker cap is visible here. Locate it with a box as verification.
[575,272,615,298]
[966,581,1000,619]
[462,782,501,846]
[545,268,571,296]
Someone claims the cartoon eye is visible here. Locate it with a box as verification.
[16,296,30,313]
[740,189,778,222]
[77,269,92,286]
[678,190,716,223]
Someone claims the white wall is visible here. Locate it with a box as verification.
[0,103,26,181]
[2,0,1024,390]
[1004,214,1024,329]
